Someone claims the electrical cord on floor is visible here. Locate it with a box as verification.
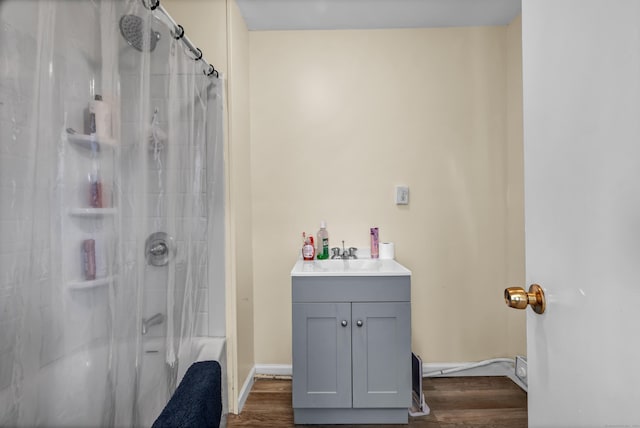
[423,357,514,377]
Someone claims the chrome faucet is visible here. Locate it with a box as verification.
[330,247,341,259]
[142,312,165,335]
[331,241,358,259]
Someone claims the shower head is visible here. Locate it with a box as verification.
[119,14,161,52]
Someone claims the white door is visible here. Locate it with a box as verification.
[522,1,640,426]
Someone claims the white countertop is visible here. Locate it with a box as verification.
[291,258,411,277]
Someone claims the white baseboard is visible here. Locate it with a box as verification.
[255,364,292,377]
[240,359,523,414]
[423,360,514,377]
[237,366,256,413]
[254,359,515,379]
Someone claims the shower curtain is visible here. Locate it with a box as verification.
[0,0,223,426]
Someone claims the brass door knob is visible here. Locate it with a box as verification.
[504,284,546,314]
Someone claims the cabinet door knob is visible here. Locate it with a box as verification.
[341,320,348,327]
[356,320,363,327]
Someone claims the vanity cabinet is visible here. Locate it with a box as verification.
[291,274,411,425]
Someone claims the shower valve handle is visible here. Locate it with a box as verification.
[149,242,168,257]
[145,232,174,267]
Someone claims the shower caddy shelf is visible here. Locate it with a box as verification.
[64,128,119,294]
[68,207,118,217]
[67,275,118,291]
[67,132,117,152]
[66,132,119,217]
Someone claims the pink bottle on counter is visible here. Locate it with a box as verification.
[370,227,379,259]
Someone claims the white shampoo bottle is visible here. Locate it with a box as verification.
[89,94,111,138]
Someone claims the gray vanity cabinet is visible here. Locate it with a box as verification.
[351,301,411,408]
[292,302,352,409]
[291,275,411,425]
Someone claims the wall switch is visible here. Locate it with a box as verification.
[395,186,409,205]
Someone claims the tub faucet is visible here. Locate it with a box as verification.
[142,313,165,335]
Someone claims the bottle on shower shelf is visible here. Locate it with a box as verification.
[82,239,96,281]
[88,94,111,138]
[88,172,103,208]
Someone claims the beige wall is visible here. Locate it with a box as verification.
[226,0,255,411]
[164,0,254,413]
[250,23,525,364]
[506,15,526,357]
[162,0,227,73]
[161,0,525,407]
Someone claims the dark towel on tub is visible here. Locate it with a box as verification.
[152,361,222,428]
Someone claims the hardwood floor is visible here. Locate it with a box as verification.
[227,376,527,427]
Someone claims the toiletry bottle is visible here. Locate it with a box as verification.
[302,233,315,260]
[316,221,329,260]
[82,239,96,280]
[88,172,103,208]
[89,94,111,138]
[370,227,379,259]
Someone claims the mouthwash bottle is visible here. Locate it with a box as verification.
[316,221,329,260]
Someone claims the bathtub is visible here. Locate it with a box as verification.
[0,342,118,427]
[140,336,227,427]
[0,336,226,427]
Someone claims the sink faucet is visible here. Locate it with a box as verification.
[331,241,358,259]
[330,247,341,259]
[142,312,165,335]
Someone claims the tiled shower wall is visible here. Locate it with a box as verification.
[114,14,224,338]
[119,70,212,338]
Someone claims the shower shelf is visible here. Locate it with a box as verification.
[67,275,116,290]
[68,207,117,217]
[67,133,117,152]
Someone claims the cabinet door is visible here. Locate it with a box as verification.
[292,302,352,408]
[351,302,411,408]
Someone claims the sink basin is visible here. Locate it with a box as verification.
[291,258,411,277]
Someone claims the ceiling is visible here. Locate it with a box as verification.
[235,0,522,31]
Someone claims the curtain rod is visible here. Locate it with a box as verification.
[142,0,219,78]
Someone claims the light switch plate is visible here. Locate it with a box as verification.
[395,186,409,205]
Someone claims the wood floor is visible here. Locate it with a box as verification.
[227,376,527,427]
